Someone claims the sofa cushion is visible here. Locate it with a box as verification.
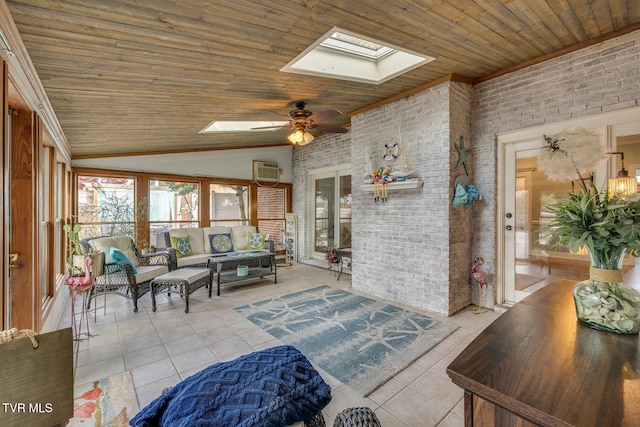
[247,232,269,250]
[110,247,137,274]
[169,228,205,255]
[89,236,139,267]
[176,254,210,268]
[209,233,234,254]
[135,265,169,283]
[231,225,257,251]
[170,236,193,258]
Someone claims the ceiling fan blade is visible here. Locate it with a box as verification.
[312,123,349,133]
[309,109,342,122]
[250,124,289,130]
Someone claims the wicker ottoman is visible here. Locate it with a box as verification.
[150,268,212,313]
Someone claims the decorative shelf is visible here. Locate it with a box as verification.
[360,179,423,191]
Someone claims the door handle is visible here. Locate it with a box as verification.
[9,253,19,268]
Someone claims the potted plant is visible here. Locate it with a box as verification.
[325,246,341,270]
[537,128,640,334]
[543,183,640,334]
[64,223,104,277]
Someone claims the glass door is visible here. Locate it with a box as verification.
[309,164,351,260]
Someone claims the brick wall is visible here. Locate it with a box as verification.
[471,29,640,309]
[292,29,640,316]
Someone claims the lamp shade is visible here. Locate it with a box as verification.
[608,175,638,197]
[287,129,314,145]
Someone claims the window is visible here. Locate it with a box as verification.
[149,180,199,247]
[309,165,351,258]
[76,175,136,239]
[257,186,287,250]
[209,184,248,226]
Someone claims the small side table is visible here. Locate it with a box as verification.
[150,268,212,313]
[336,248,352,281]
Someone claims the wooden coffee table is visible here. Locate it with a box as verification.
[206,251,277,296]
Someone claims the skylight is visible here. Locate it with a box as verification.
[200,121,289,133]
[281,27,435,85]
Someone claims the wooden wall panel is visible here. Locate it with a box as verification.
[9,110,36,330]
[1,61,7,331]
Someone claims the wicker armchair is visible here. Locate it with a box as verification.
[80,236,172,313]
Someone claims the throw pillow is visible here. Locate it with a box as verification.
[209,233,234,254]
[170,235,192,258]
[246,232,268,250]
[109,246,138,274]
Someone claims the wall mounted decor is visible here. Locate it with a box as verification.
[454,136,471,176]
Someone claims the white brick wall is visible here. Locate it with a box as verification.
[350,86,454,315]
[472,30,640,308]
[292,29,640,316]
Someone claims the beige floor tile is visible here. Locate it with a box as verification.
[135,374,182,409]
[74,355,125,386]
[171,345,217,375]
[130,357,178,389]
[384,388,449,427]
[408,370,464,409]
[124,343,169,370]
[162,333,208,357]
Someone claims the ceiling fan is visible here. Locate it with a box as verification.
[254,101,349,145]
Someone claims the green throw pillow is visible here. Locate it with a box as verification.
[247,232,268,250]
[171,235,192,258]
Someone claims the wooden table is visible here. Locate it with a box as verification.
[447,279,640,427]
[206,251,277,296]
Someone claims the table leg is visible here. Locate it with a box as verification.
[184,283,189,313]
[217,264,222,296]
[151,282,157,312]
[272,255,277,284]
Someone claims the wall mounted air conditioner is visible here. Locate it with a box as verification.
[253,160,280,182]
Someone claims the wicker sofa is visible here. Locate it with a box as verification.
[80,235,172,312]
[162,225,274,269]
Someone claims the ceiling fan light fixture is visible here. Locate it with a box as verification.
[288,128,314,145]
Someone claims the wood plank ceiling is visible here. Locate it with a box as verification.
[5,0,640,158]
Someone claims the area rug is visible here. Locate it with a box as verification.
[67,371,139,427]
[235,285,459,396]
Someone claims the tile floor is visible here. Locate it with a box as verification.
[63,263,501,427]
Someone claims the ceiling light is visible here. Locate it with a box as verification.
[200,121,289,133]
[287,128,314,146]
[607,152,638,196]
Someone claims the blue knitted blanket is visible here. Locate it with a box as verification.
[130,345,332,427]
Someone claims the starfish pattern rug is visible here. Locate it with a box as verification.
[235,285,459,396]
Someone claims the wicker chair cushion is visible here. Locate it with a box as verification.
[89,236,139,267]
[231,225,257,251]
[135,265,169,283]
[130,345,332,427]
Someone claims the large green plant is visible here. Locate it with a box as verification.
[543,183,640,268]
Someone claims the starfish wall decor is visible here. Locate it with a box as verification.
[454,136,471,176]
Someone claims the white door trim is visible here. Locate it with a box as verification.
[496,106,640,306]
